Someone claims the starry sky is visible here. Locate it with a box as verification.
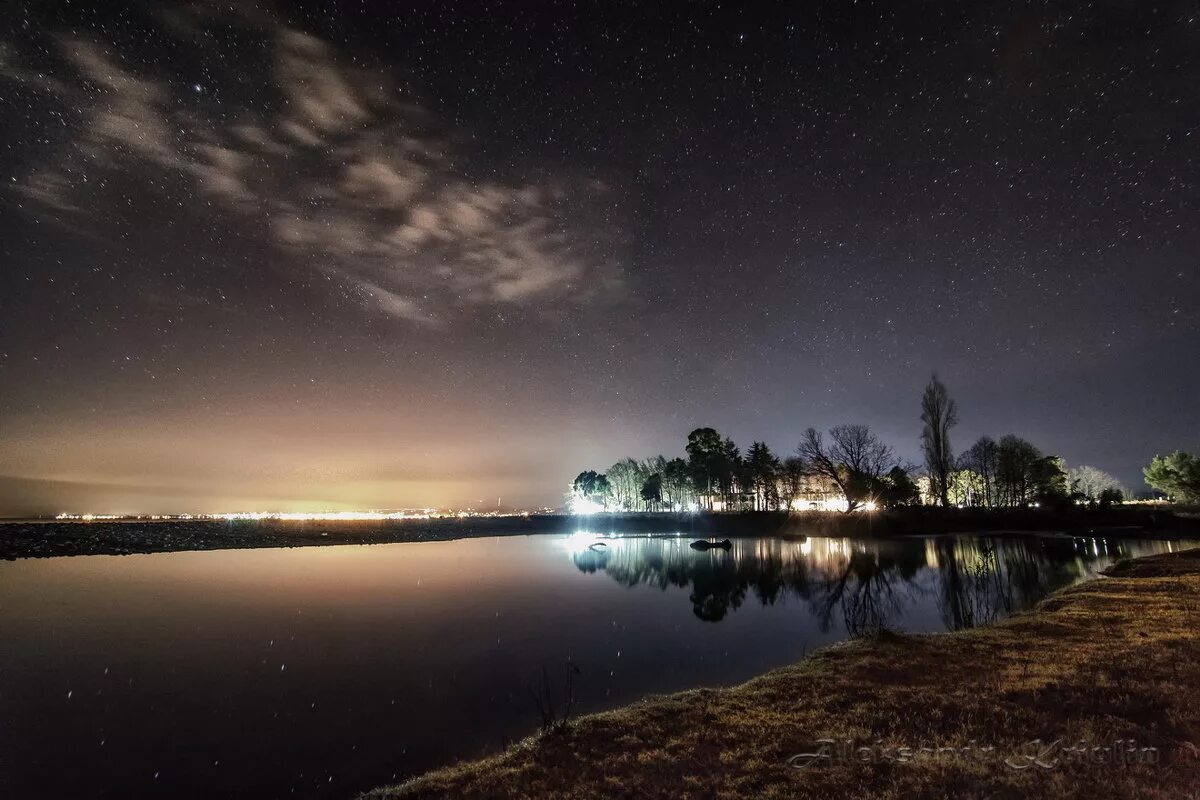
[1,0,1197,515]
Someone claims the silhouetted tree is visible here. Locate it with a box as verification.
[778,456,807,511]
[880,466,921,508]
[640,473,663,510]
[1030,455,1070,506]
[995,435,1042,507]
[920,374,958,507]
[746,441,781,510]
[662,457,693,510]
[720,437,742,505]
[686,428,737,509]
[959,436,999,507]
[686,424,720,506]
[797,424,895,512]
[571,470,611,508]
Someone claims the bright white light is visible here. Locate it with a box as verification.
[789,497,850,512]
[569,496,605,515]
[556,530,608,554]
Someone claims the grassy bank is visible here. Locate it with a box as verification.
[363,548,1200,800]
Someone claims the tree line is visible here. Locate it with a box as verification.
[571,375,1176,513]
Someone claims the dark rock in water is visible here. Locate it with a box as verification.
[689,539,732,551]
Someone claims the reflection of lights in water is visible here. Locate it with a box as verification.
[800,539,812,555]
[924,538,940,569]
[557,530,612,554]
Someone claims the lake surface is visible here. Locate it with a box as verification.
[0,531,1191,799]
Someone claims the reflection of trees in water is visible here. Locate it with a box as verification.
[570,537,917,626]
[933,538,1019,630]
[570,534,1178,631]
[931,536,1139,630]
[807,546,927,636]
[571,546,611,574]
[571,538,791,621]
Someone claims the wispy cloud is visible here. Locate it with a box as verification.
[3,6,624,323]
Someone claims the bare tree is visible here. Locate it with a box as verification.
[920,374,958,507]
[778,456,807,511]
[1068,465,1126,502]
[959,436,999,507]
[797,424,896,512]
[606,458,641,511]
[528,658,581,733]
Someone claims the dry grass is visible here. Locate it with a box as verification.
[362,549,1200,800]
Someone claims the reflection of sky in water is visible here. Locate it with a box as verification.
[0,533,1191,799]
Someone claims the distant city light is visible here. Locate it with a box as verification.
[212,510,438,521]
[55,513,122,521]
[53,509,539,522]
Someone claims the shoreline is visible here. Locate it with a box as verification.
[362,547,1200,799]
[1,508,1196,560]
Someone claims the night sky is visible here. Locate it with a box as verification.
[1,1,1197,515]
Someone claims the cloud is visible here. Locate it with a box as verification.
[3,7,624,324]
[353,277,440,327]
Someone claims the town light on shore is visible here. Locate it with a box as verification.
[54,509,538,522]
[213,510,438,521]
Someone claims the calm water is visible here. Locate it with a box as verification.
[0,532,1191,799]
